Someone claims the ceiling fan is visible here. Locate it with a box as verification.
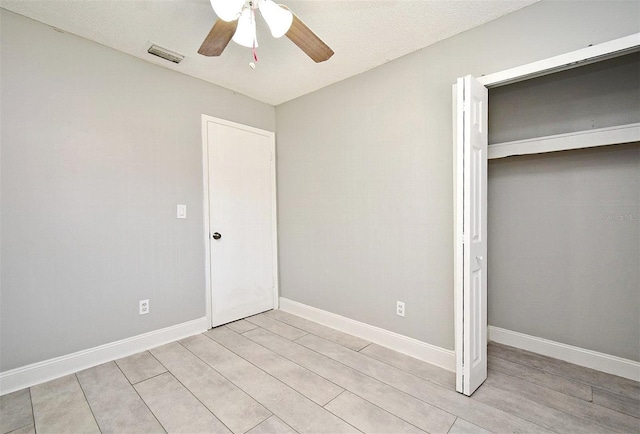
[198,0,334,63]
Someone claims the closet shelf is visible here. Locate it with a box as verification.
[488,122,640,159]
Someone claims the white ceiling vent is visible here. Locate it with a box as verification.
[147,44,184,64]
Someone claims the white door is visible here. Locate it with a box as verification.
[454,76,488,396]
[204,117,278,327]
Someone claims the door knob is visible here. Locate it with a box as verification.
[476,255,483,262]
[212,232,222,240]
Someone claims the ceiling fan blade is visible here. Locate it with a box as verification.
[286,13,334,63]
[198,19,239,56]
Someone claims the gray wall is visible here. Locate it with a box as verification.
[488,144,639,361]
[489,53,640,144]
[0,9,275,371]
[275,1,640,352]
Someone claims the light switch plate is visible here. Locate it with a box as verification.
[177,204,187,218]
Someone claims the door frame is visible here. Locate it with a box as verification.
[453,32,640,395]
[201,115,279,329]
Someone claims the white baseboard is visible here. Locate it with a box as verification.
[0,317,209,395]
[279,298,455,372]
[489,326,640,382]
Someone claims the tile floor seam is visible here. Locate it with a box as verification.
[446,416,459,434]
[265,311,371,352]
[262,314,314,337]
[291,333,563,433]
[175,339,278,420]
[246,328,462,431]
[201,329,319,397]
[225,320,259,334]
[321,389,347,409]
[357,342,373,352]
[111,361,167,434]
[3,422,32,434]
[592,393,640,419]
[487,351,603,394]
[487,361,593,403]
[357,346,454,389]
[263,313,366,350]
[491,354,600,396]
[485,368,633,432]
[327,389,436,434]
[183,334,364,434]
[73,373,103,434]
[593,384,640,403]
[245,315,310,341]
[114,352,168,386]
[146,370,237,434]
[242,322,432,400]
[202,329,347,406]
[149,341,273,433]
[494,360,629,412]
[289,334,463,420]
[323,411,364,434]
[246,415,301,434]
[147,350,171,378]
[277,418,299,434]
[488,344,638,398]
[470,383,606,434]
[225,330,352,406]
[128,370,170,386]
[215,326,348,402]
[27,388,35,434]
[487,370,640,433]
[240,416,271,434]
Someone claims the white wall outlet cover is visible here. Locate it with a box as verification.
[397,301,405,317]
[177,204,187,218]
[139,299,150,315]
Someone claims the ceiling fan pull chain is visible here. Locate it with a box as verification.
[251,8,258,63]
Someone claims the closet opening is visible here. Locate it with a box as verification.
[487,50,639,368]
[454,37,640,395]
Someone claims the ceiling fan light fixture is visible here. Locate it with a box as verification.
[210,0,244,22]
[259,0,293,38]
[232,7,258,48]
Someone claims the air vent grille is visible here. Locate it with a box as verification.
[147,44,184,64]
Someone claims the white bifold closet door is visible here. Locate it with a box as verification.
[454,75,488,396]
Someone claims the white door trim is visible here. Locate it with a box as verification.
[478,33,639,88]
[201,115,279,329]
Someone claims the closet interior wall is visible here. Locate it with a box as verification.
[487,53,640,362]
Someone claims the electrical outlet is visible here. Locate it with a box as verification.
[139,299,150,315]
[397,301,405,317]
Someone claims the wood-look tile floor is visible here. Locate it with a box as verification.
[1,310,639,433]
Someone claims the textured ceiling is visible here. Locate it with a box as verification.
[0,0,539,105]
